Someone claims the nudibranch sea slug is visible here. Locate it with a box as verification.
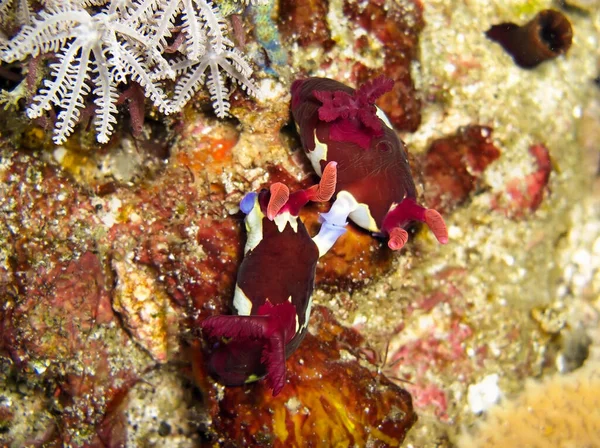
[200,162,345,395]
[291,76,448,251]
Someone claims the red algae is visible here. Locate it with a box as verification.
[2,249,130,439]
[94,386,130,448]
[194,306,416,447]
[0,157,98,264]
[423,125,502,214]
[0,147,245,445]
[2,247,139,445]
[279,0,333,48]
[278,0,424,131]
[107,166,244,325]
[345,0,424,131]
[5,252,113,366]
[56,352,138,447]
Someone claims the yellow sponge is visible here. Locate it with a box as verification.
[458,361,600,448]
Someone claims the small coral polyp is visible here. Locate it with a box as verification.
[291,76,448,251]
[200,163,345,395]
[486,9,573,69]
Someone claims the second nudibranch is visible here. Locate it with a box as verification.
[200,162,345,396]
[291,76,448,251]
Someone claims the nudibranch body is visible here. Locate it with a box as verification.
[201,163,345,395]
[291,76,448,251]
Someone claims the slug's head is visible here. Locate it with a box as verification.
[313,76,394,150]
[240,161,338,226]
[381,198,449,251]
[292,76,395,151]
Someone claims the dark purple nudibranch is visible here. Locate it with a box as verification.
[200,163,345,395]
[291,76,448,251]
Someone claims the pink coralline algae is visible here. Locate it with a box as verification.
[387,316,474,422]
[493,144,552,218]
[291,76,448,251]
[379,268,478,422]
[3,252,113,366]
[1,246,138,444]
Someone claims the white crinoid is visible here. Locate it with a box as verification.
[170,43,258,118]
[127,0,260,116]
[0,0,261,144]
[1,2,171,144]
[0,0,32,26]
